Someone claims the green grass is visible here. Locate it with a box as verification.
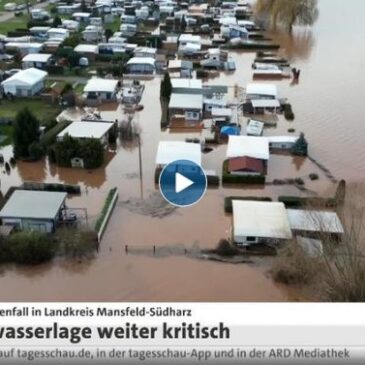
[0,14,29,34]
[73,82,85,94]
[0,99,61,123]
[107,17,120,33]
[0,124,13,146]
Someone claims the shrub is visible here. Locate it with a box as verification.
[222,173,266,185]
[45,65,64,75]
[278,196,337,208]
[13,107,40,159]
[291,132,308,156]
[222,160,266,184]
[207,175,220,187]
[8,231,55,265]
[56,228,97,259]
[294,178,305,185]
[28,141,45,161]
[272,242,322,285]
[224,196,272,213]
[0,239,12,263]
[160,73,172,99]
[309,173,319,180]
[284,103,295,120]
[215,239,240,257]
[79,138,104,169]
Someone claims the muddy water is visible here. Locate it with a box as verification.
[0,0,364,301]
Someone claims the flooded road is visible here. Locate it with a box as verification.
[0,0,364,301]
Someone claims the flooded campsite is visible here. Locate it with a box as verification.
[0,0,364,301]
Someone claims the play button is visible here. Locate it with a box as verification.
[159,159,207,207]
[175,173,194,193]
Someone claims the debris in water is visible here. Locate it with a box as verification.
[120,192,178,218]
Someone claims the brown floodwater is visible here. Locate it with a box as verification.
[0,0,364,301]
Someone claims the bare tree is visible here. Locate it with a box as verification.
[255,0,319,33]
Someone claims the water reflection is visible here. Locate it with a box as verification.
[269,29,315,61]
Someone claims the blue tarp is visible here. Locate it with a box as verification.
[220,126,240,136]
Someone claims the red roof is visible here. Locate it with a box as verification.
[228,156,265,174]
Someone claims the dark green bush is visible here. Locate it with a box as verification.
[278,196,337,208]
[8,231,55,265]
[207,175,220,186]
[309,173,319,180]
[28,141,45,161]
[215,239,240,257]
[222,173,266,185]
[284,104,295,120]
[45,65,64,75]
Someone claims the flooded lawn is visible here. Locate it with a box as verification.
[0,0,364,301]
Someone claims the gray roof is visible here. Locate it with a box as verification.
[0,190,67,220]
[169,93,203,110]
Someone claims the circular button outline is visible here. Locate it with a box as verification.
[158,159,207,208]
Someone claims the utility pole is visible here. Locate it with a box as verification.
[137,133,143,199]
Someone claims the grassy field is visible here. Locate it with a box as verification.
[0,99,61,122]
[0,14,29,33]
[0,124,13,146]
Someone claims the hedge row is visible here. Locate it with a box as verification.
[22,182,81,195]
[224,196,273,213]
[278,196,337,208]
[222,173,266,185]
[222,160,266,185]
[95,187,118,232]
[40,120,71,146]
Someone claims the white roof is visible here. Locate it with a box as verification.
[181,42,201,52]
[219,17,237,26]
[237,20,255,27]
[211,107,232,117]
[246,83,278,97]
[57,121,114,140]
[267,136,299,143]
[171,78,202,90]
[1,67,47,87]
[233,201,293,240]
[287,209,345,234]
[251,99,280,108]
[168,60,182,69]
[6,42,43,49]
[179,34,201,44]
[74,44,98,54]
[0,190,66,220]
[134,46,157,55]
[47,28,69,34]
[246,119,264,136]
[73,12,91,17]
[22,53,52,63]
[156,141,201,166]
[84,78,118,93]
[169,93,203,110]
[253,69,283,76]
[226,135,269,160]
[126,57,155,66]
